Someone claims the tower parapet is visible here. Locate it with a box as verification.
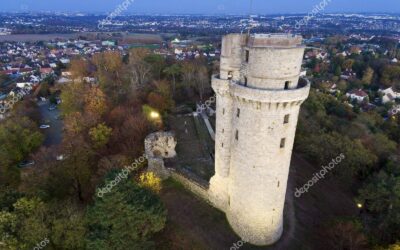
[208,33,310,246]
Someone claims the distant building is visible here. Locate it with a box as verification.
[16,82,32,88]
[40,68,54,78]
[101,41,115,46]
[340,69,357,80]
[174,48,183,55]
[61,71,72,77]
[381,87,400,103]
[60,58,70,64]
[346,89,368,102]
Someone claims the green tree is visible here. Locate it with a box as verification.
[145,54,166,80]
[163,64,181,95]
[343,59,355,70]
[86,171,166,249]
[0,117,44,188]
[0,197,49,250]
[47,201,86,250]
[365,133,397,163]
[358,170,400,243]
[89,123,113,149]
[381,65,400,88]
[335,65,342,76]
[324,219,368,250]
[362,67,374,85]
[60,81,86,116]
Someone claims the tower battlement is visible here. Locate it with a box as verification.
[246,33,303,48]
[208,34,310,246]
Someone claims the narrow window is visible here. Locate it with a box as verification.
[245,50,250,62]
[237,108,240,118]
[284,81,290,90]
[277,181,280,187]
[222,108,225,115]
[222,128,224,133]
[235,130,239,140]
[221,143,224,148]
[284,114,290,124]
[244,77,248,86]
[280,138,286,148]
[228,71,233,80]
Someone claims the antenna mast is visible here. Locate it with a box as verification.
[247,0,254,36]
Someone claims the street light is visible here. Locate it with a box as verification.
[150,111,160,119]
[357,203,363,209]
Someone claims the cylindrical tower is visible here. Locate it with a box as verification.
[209,34,310,246]
[209,34,244,211]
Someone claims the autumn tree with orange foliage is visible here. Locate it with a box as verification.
[147,80,175,114]
[128,48,152,87]
[92,51,127,104]
[84,86,108,126]
[69,58,91,80]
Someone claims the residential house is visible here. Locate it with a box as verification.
[381,87,400,104]
[341,69,357,80]
[347,89,368,103]
[40,67,54,78]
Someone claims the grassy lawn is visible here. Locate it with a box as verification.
[155,179,240,250]
[154,154,358,250]
[162,114,358,249]
[167,115,214,181]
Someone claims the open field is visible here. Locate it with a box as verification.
[0,32,164,42]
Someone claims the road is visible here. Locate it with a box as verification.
[37,100,63,146]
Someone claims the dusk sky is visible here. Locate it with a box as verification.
[0,0,399,14]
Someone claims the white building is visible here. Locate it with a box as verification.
[208,34,310,245]
[381,87,400,103]
[346,89,369,103]
[16,82,32,88]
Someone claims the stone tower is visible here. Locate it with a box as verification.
[208,33,310,245]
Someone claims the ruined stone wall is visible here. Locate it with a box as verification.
[170,170,210,202]
[145,132,177,179]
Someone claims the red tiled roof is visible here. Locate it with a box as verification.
[40,68,53,74]
[348,89,368,97]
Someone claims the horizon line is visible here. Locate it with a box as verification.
[1,11,400,16]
